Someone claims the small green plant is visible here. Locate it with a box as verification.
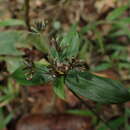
[0,2,130,130]
[12,24,130,104]
[0,79,18,129]
[0,107,13,130]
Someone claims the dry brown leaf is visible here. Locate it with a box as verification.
[16,114,92,130]
[95,0,116,14]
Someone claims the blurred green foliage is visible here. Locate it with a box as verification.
[0,3,130,130]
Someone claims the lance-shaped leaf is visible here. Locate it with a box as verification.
[0,19,25,27]
[60,25,80,60]
[12,64,52,86]
[65,70,130,104]
[106,5,129,21]
[53,76,66,100]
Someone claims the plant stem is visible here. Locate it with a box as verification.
[69,89,112,130]
[24,0,31,31]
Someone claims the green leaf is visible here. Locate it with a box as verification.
[50,46,59,61]
[60,25,80,60]
[0,79,18,105]
[65,70,130,104]
[108,117,124,129]
[25,33,49,53]
[53,76,66,100]
[0,108,13,129]
[0,108,5,129]
[12,64,52,86]
[118,62,130,69]
[66,109,97,124]
[106,6,129,21]
[98,117,124,130]
[66,109,94,116]
[95,31,105,54]
[118,18,130,24]
[4,112,13,126]
[5,57,24,73]
[0,31,24,55]
[0,19,25,27]
[91,63,112,72]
